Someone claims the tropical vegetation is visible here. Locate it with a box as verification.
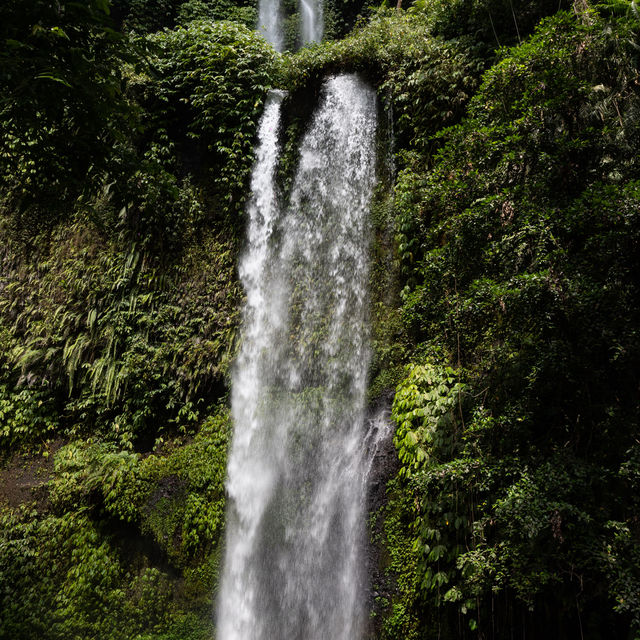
[1,0,639,637]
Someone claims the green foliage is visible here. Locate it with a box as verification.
[136,412,230,564]
[48,410,230,564]
[604,518,640,631]
[283,12,483,151]
[0,15,260,635]
[373,479,423,640]
[0,385,58,449]
[387,10,640,637]
[0,0,136,230]
[411,0,570,50]
[117,161,206,252]
[112,0,257,33]
[0,408,229,638]
[140,20,280,216]
[49,441,140,519]
[115,0,181,32]
[393,363,467,476]
[0,508,176,640]
[0,217,240,448]
[177,0,258,28]
[134,613,214,640]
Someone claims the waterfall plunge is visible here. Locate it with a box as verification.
[217,74,378,640]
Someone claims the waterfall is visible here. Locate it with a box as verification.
[217,74,378,640]
[258,0,284,51]
[300,0,323,46]
[258,0,322,51]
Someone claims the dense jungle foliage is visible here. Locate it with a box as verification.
[1,0,639,638]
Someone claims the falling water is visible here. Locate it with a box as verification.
[258,0,284,51]
[300,0,323,46]
[218,74,378,640]
[258,0,322,51]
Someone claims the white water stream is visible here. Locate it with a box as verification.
[217,74,379,639]
[258,0,284,51]
[258,0,322,52]
[299,0,323,46]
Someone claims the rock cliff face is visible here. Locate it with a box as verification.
[362,397,400,640]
